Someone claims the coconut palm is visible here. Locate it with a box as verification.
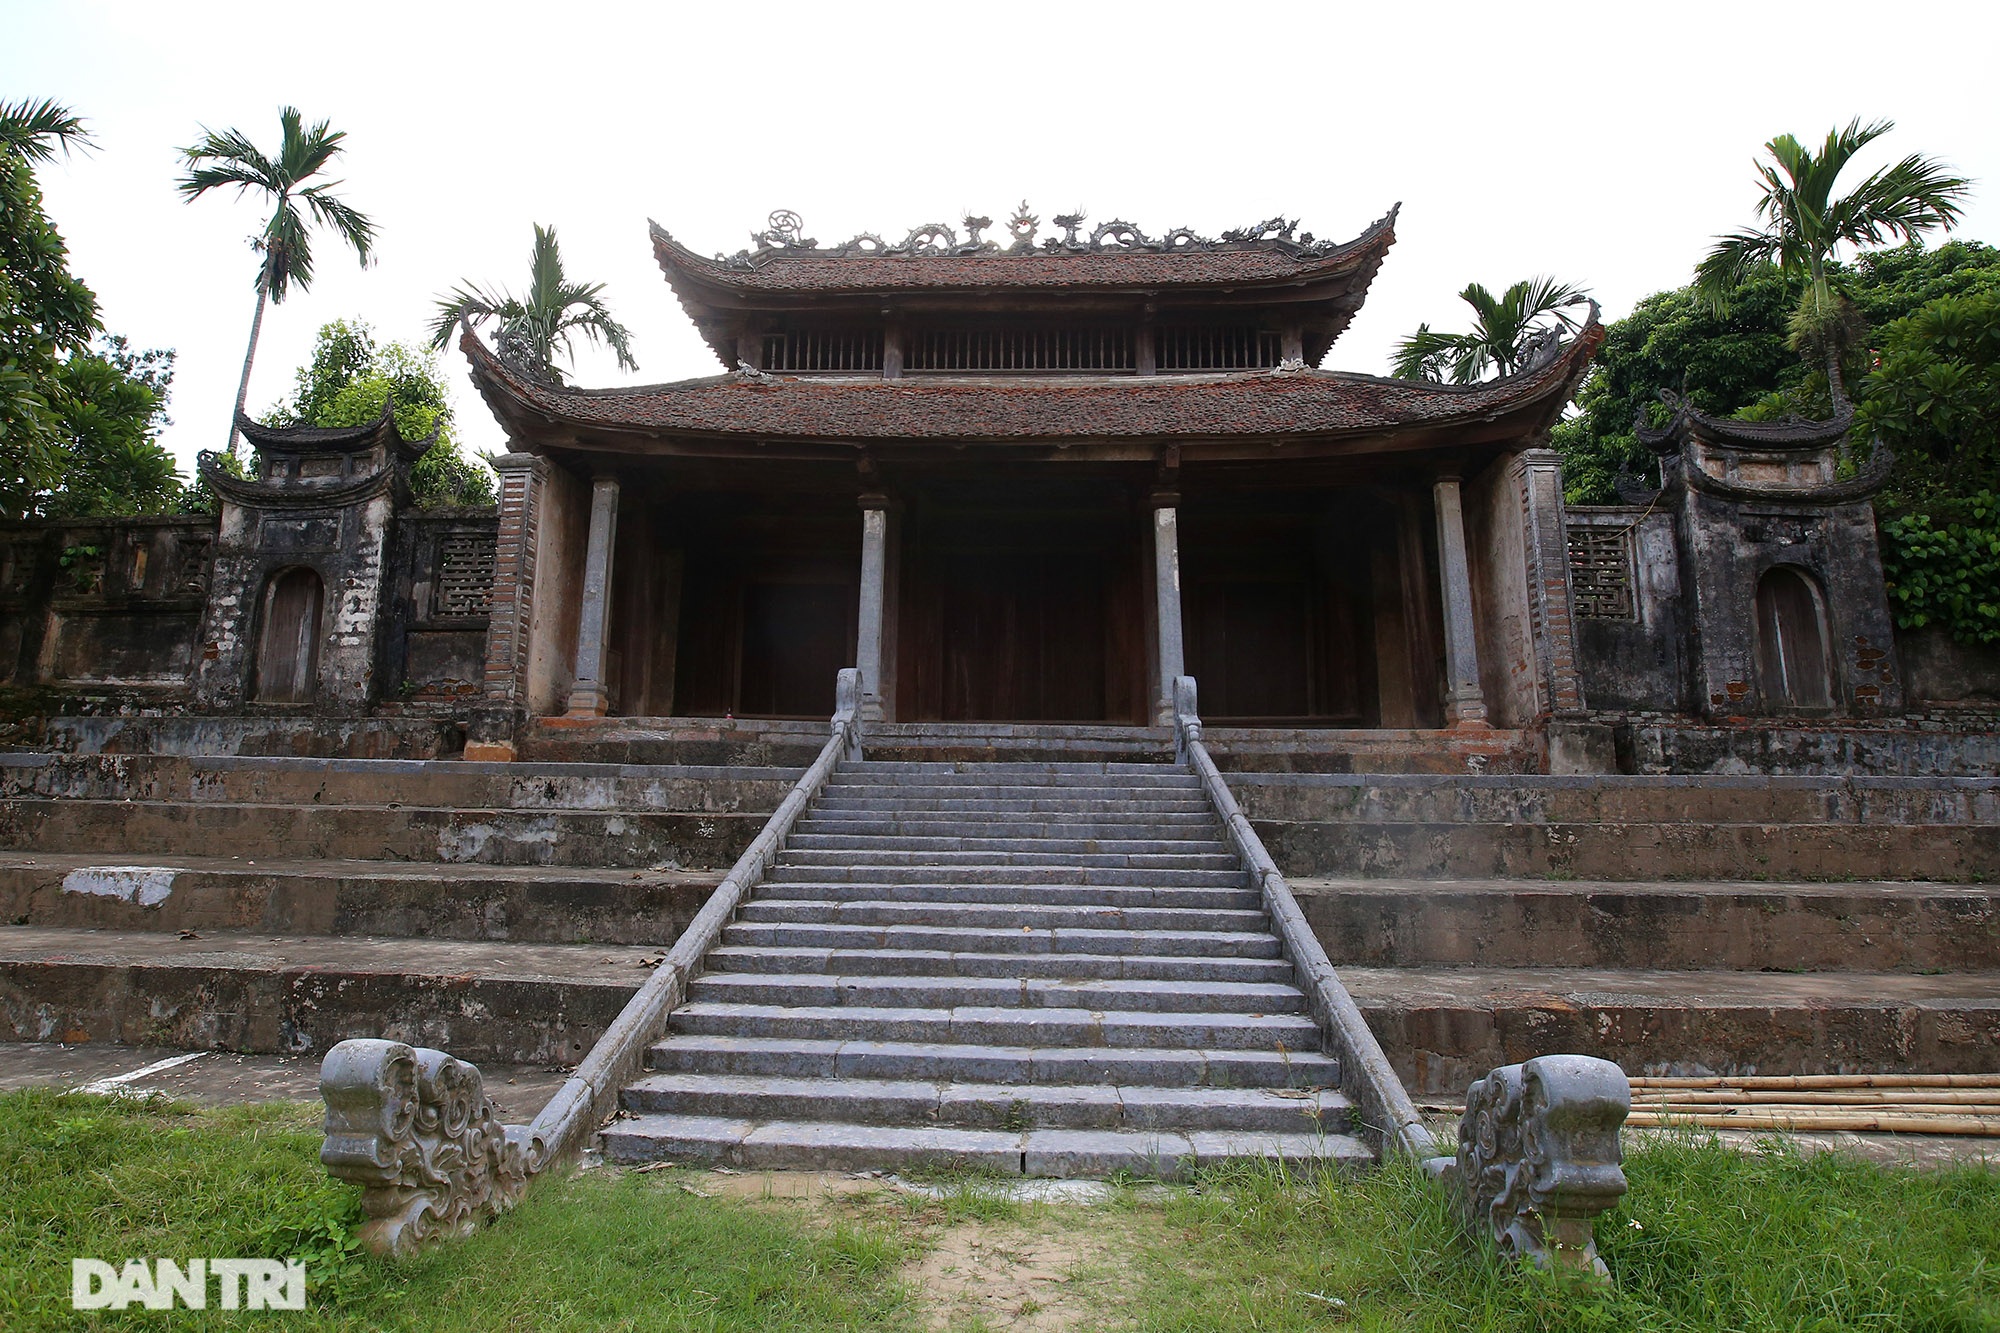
[1391,277,1591,383]
[429,224,636,382]
[178,107,376,457]
[1694,119,1970,410]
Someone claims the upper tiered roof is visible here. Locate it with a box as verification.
[652,205,1399,367]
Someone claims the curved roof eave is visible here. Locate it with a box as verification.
[460,311,1601,452]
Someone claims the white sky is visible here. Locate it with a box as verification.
[10,0,1999,476]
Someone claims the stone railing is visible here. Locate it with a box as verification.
[321,668,864,1256]
[1171,675,1436,1159]
[1427,1055,1631,1278]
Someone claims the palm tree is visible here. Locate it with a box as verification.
[429,224,637,382]
[1391,278,1591,383]
[0,96,91,163]
[1694,119,1970,410]
[178,107,376,458]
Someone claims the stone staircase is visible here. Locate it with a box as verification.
[602,759,1369,1178]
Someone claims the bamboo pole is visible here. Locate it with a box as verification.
[1633,1089,2000,1108]
[1629,1074,2000,1091]
[1626,1111,2000,1135]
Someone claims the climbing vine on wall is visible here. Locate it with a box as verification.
[1879,493,2000,644]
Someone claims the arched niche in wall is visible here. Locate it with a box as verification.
[1753,565,1833,710]
[254,566,325,704]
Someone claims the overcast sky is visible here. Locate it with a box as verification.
[10,0,1999,475]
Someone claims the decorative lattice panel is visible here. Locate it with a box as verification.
[435,534,495,618]
[1566,525,1635,620]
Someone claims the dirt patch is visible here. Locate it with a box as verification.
[905,1218,1126,1332]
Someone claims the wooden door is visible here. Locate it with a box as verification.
[254,567,322,703]
[740,581,852,718]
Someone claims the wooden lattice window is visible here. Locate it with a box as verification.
[906,325,1133,373]
[1566,525,1635,619]
[1157,325,1283,371]
[763,329,884,373]
[435,534,495,618]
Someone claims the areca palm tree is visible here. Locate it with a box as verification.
[1694,119,1970,410]
[179,107,376,457]
[428,225,636,382]
[1391,277,1591,383]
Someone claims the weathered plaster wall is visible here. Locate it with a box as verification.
[1681,490,1903,716]
[524,462,587,717]
[0,518,214,695]
[1900,625,2000,706]
[1566,506,1689,713]
[1464,458,1537,729]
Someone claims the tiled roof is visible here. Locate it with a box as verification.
[649,212,1397,294]
[464,318,1602,446]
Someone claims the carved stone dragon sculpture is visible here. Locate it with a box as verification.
[320,1039,534,1258]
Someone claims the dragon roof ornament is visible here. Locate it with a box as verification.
[711,205,1369,268]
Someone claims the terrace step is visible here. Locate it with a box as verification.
[0,924,646,1064]
[686,971,1307,1014]
[1341,964,2000,1095]
[0,851,715,945]
[610,757,1352,1176]
[702,945,1297,984]
[619,1073,1346,1132]
[598,1115,1368,1179]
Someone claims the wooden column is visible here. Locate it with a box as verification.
[564,474,620,717]
[1152,498,1185,726]
[1432,475,1490,728]
[856,495,896,721]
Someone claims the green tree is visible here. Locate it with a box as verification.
[1553,242,2000,504]
[43,338,183,517]
[1859,288,2000,512]
[0,100,185,519]
[267,319,494,509]
[0,98,99,515]
[1694,119,1970,409]
[179,107,376,460]
[429,224,636,383]
[1391,277,1590,384]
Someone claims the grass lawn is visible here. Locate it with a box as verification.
[3,1087,1998,1331]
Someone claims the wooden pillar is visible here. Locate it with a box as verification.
[856,495,897,721]
[882,316,904,380]
[1152,499,1185,726]
[1432,475,1490,728]
[564,474,620,717]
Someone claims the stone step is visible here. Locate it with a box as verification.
[762,864,1248,888]
[783,833,1230,857]
[668,1002,1320,1051]
[1342,964,2000,1095]
[598,1114,1369,1178]
[1,752,802,813]
[741,879,1261,910]
[830,771,1198,785]
[1256,817,1999,883]
[703,945,1297,985]
[1224,772,2000,828]
[773,848,1242,871]
[1293,877,2000,972]
[0,851,715,945]
[644,1034,1340,1087]
[811,796,1215,816]
[0,799,762,869]
[719,921,1283,959]
[0,924,648,1064]
[619,1073,1346,1133]
[836,760,1186,778]
[794,816,1222,839]
[687,972,1307,1015]
[736,898,1266,934]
